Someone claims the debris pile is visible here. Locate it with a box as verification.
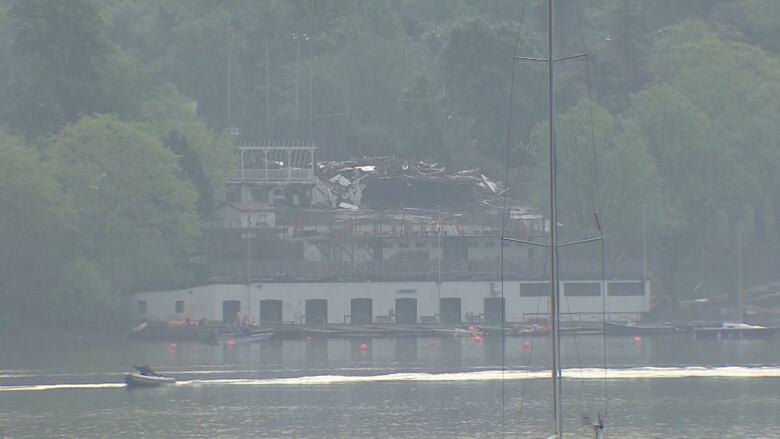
[313,157,506,210]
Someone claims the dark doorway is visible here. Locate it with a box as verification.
[222,300,241,323]
[351,298,373,324]
[440,298,462,325]
[395,298,418,324]
[259,299,283,325]
[306,299,328,327]
[484,297,505,325]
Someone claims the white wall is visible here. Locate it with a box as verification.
[129,280,648,324]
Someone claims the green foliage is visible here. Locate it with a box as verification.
[5,0,780,325]
[139,87,236,216]
[6,0,112,137]
[48,115,200,293]
[0,132,86,328]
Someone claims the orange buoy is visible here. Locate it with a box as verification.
[429,340,438,348]
[468,325,477,333]
[359,343,369,352]
[522,341,532,352]
[633,336,642,346]
[472,335,483,344]
[226,339,235,349]
[168,342,177,352]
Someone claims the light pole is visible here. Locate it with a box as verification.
[265,37,271,134]
[292,33,302,120]
[437,209,442,324]
[307,34,313,142]
[642,204,647,287]
[292,32,309,123]
[247,212,253,324]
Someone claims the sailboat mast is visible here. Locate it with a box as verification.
[547,0,563,436]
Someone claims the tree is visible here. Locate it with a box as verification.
[139,87,236,217]
[648,27,780,307]
[529,101,664,257]
[440,18,544,162]
[624,85,722,306]
[48,115,200,293]
[6,0,112,137]
[0,132,73,328]
[398,73,445,159]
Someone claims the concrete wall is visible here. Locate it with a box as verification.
[129,280,649,324]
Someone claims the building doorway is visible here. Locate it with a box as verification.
[395,298,418,324]
[440,298,462,325]
[305,299,328,327]
[351,298,373,324]
[259,299,283,325]
[222,300,241,323]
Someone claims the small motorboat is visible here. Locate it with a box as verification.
[604,321,677,336]
[125,365,175,387]
[124,373,176,387]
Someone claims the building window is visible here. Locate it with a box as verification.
[608,282,644,296]
[137,300,147,314]
[520,283,549,297]
[564,283,601,297]
[175,300,184,313]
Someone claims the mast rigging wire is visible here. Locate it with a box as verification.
[501,0,529,436]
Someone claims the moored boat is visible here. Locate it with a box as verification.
[692,321,778,339]
[604,321,676,336]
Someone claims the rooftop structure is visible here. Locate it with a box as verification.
[232,143,316,185]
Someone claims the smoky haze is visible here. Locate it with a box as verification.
[1,1,780,438]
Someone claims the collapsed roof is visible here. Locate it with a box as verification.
[314,157,506,211]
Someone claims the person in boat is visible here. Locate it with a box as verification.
[132,364,161,377]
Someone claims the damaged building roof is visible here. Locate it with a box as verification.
[315,157,506,211]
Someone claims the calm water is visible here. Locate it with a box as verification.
[1,335,779,438]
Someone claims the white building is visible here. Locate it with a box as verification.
[128,279,649,326]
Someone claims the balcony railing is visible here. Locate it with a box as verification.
[232,145,316,184]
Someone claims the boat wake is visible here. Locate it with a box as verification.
[0,383,125,392]
[2,366,779,392]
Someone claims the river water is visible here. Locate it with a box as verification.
[1,334,779,438]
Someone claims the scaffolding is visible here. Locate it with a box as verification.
[232,143,316,184]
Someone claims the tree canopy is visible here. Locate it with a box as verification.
[2,0,780,326]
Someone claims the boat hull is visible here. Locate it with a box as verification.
[604,321,676,336]
[124,373,175,387]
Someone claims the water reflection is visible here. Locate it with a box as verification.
[305,338,328,365]
[350,337,372,363]
[260,338,283,366]
[395,337,417,363]
[438,336,462,367]
[483,335,504,365]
